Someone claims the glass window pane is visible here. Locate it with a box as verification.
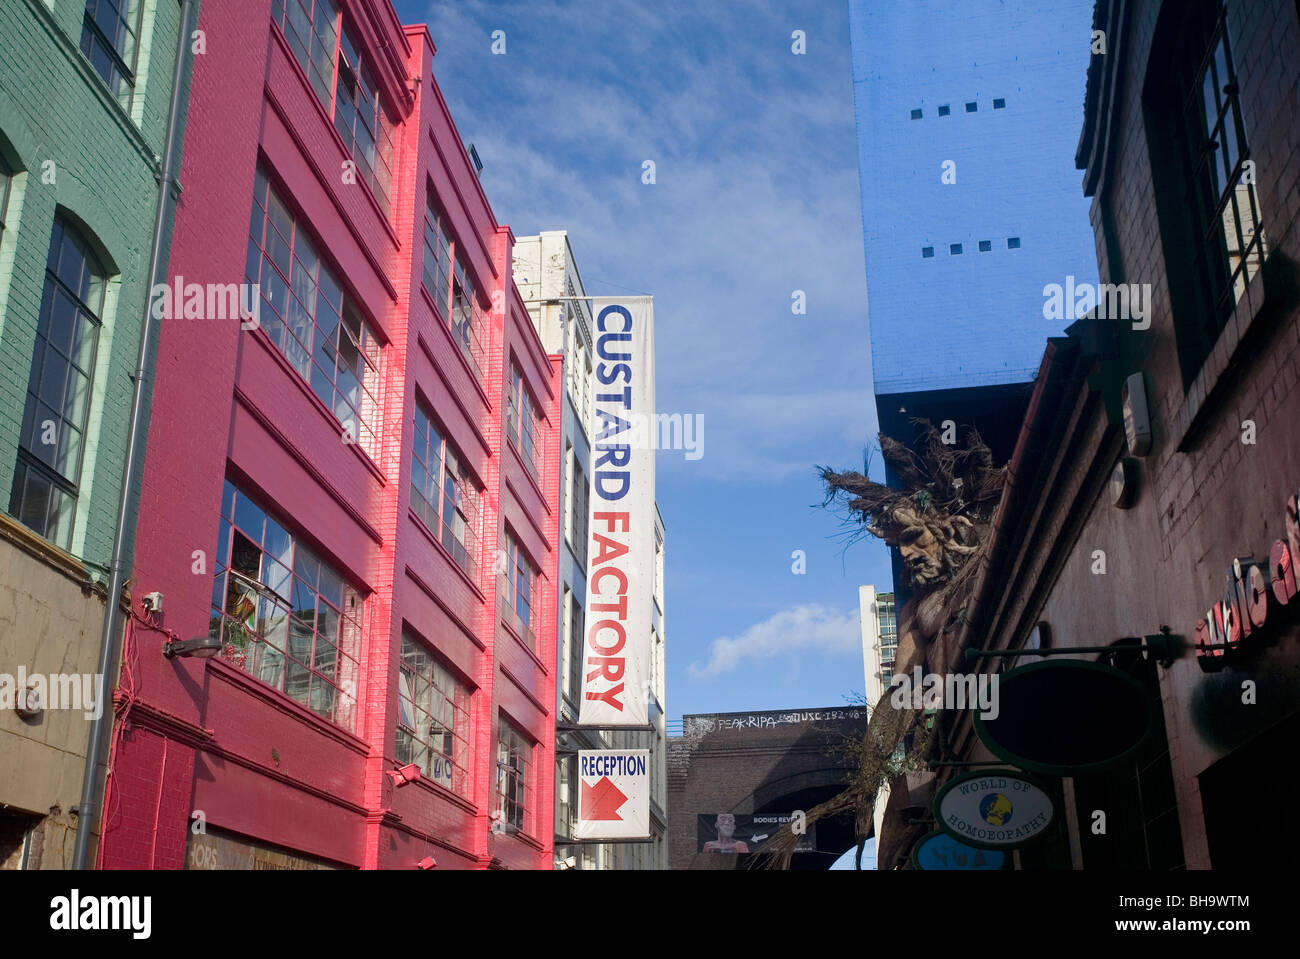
[313,634,337,674]
[259,597,290,651]
[288,615,313,661]
[39,348,69,414]
[256,642,285,688]
[309,678,335,719]
[317,565,343,608]
[55,425,82,480]
[316,600,339,645]
[284,659,311,705]
[46,287,78,356]
[232,490,265,542]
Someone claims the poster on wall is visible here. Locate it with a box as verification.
[579,296,656,727]
[696,814,817,854]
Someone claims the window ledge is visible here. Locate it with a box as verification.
[420,284,491,404]
[498,828,544,853]
[267,20,397,243]
[506,434,546,500]
[408,506,484,600]
[499,611,547,674]
[246,325,385,483]
[206,655,370,755]
[406,769,478,815]
[0,511,93,587]
[1172,256,1288,451]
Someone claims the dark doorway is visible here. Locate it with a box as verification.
[0,808,42,870]
[1200,708,1300,868]
[1072,644,1184,869]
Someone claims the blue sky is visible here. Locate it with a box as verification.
[398,0,892,718]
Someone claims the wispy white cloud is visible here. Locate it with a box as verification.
[660,387,874,482]
[687,603,861,679]
[419,0,876,483]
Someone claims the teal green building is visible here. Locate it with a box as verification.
[0,0,192,869]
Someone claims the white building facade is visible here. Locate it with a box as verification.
[513,232,668,870]
[858,584,897,868]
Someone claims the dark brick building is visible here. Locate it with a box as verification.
[895,0,1300,870]
[667,708,869,870]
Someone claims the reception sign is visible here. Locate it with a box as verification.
[579,297,656,726]
[974,659,1156,775]
[935,771,1055,850]
[575,749,650,840]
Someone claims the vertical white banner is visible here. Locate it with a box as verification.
[579,297,656,726]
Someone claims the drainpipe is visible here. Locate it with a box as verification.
[72,0,199,870]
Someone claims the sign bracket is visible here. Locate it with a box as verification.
[963,628,1183,668]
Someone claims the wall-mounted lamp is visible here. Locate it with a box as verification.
[162,635,223,658]
[15,684,42,720]
[386,763,421,787]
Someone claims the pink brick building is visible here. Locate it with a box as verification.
[98,0,561,870]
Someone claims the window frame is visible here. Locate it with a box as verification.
[411,399,480,580]
[332,16,396,214]
[422,196,487,381]
[1160,3,1266,386]
[246,167,383,457]
[501,529,539,650]
[80,0,143,104]
[271,0,342,118]
[0,155,13,240]
[568,595,584,706]
[9,215,106,550]
[209,479,363,731]
[396,629,473,796]
[569,456,588,565]
[495,716,533,834]
[507,363,541,479]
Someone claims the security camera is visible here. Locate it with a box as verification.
[142,592,164,614]
[417,855,437,870]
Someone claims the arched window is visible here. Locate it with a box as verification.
[0,153,13,244]
[8,215,105,549]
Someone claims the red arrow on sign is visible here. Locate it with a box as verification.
[580,776,629,821]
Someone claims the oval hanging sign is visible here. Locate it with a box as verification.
[974,658,1156,775]
[911,829,1006,870]
[934,771,1055,850]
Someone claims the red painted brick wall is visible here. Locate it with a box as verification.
[102,2,559,871]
